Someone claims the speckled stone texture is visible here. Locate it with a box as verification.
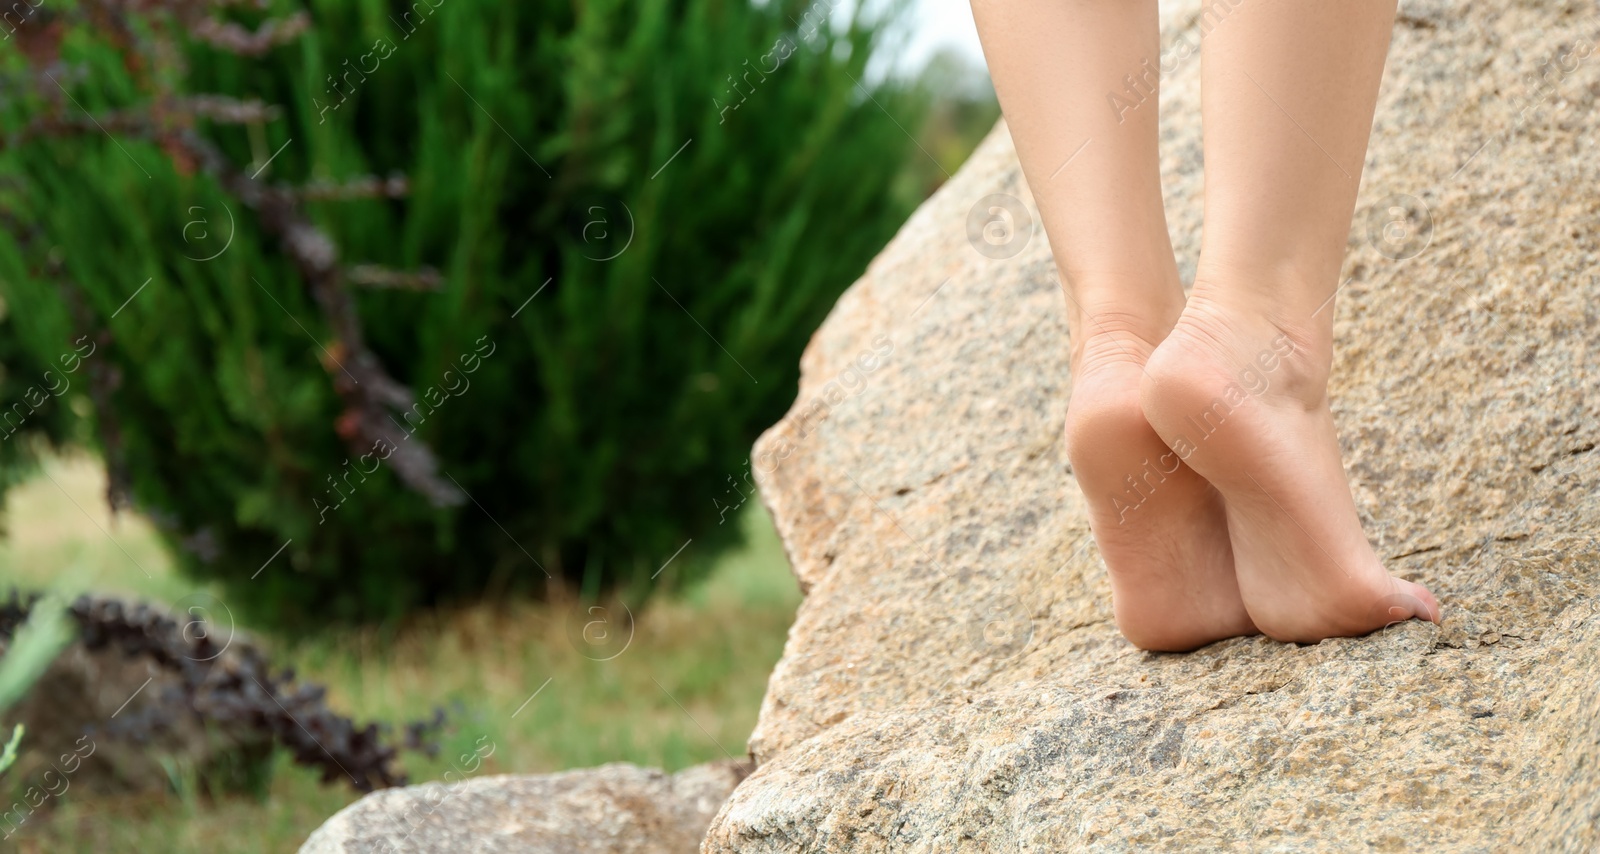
[704,0,1600,850]
[299,760,748,854]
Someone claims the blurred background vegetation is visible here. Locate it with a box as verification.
[0,0,997,849]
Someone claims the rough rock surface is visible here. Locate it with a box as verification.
[299,760,748,854]
[705,0,1600,849]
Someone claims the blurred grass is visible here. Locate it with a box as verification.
[0,454,799,852]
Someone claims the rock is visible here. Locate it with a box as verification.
[299,760,749,854]
[705,0,1600,849]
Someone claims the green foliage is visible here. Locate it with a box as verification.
[0,0,925,624]
[0,588,72,782]
[0,594,72,715]
[0,725,20,778]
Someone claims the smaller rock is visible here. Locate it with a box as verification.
[299,760,750,854]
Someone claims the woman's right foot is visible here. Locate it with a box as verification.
[1139,284,1440,644]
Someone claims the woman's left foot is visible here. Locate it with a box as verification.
[1064,322,1259,652]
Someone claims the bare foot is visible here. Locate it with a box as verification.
[1065,321,1257,652]
[1139,286,1440,644]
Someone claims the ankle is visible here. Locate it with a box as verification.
[1061,271,1185,374]
[1069,310,1166,375]
[1188,259,1343,332]
[1140,296,1330,419]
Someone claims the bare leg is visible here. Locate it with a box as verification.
[971,0,1255,651]
[1141,0,1440,642]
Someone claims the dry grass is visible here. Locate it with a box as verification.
[0,455,799,852]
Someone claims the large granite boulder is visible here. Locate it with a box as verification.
[704,0,1600,849]
[300,760,748,854]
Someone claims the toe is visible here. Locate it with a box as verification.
[1364,581,1441,629]
[1400,580,1441,624]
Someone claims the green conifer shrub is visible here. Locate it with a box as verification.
[0,0,925,624]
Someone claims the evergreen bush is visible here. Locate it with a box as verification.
[0,0,925,624]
